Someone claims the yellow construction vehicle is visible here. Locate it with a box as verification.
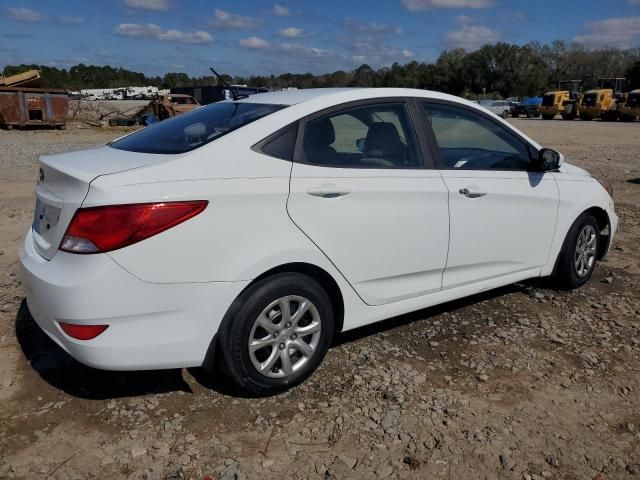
[540,80,582,120]
[620,89,640,122]
[580,77,628,121]
[0,69,40,87]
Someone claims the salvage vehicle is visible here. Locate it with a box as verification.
[20,88,617,394]
[511,97,542,118]
[580,78,628,121]
[620,89,640,122]
[540,80,582,120]
[478,99,511,118]
[149,93,200,120]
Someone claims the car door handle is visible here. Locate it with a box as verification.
[459,187,487,198]
[307,186,350,198]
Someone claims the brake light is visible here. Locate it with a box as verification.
[59,322,109,340]
[60,201,208,254]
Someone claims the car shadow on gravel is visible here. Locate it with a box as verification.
[333,283,524,348]
[15,281,534,400]
[15,300,193,400]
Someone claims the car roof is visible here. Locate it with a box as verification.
[235,87,474,107]
[237,88,358,106]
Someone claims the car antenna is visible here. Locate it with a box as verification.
[209,67,248,101]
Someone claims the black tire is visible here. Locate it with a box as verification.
[581,114,593,121]
[542,113,555,120]
[501,110,509,119]
[621,114,635,122]
[552,213,600,290]
[216,273,334,395]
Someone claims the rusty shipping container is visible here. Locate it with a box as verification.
[0,87,69,129]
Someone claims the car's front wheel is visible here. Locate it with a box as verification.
[553,213,600,289]
[217,273,334,395]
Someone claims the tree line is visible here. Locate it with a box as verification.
[3,40,640,99]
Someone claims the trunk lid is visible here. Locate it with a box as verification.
[32,145,169,260]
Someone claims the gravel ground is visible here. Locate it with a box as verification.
[0,118,639,480]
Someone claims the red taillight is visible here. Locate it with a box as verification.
[60,201,208,254]
[59,322,109,340]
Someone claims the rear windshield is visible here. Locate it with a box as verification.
[110,102,285,154]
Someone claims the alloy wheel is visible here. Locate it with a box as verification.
[574,224,597,277]
[248,295,322,379]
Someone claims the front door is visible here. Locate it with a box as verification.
[287,100,450,306]
[420,102,559,289]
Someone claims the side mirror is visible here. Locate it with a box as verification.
[356,137,366,152]
[535,148,564,171]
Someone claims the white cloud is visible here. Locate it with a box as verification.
[58,15,84,25]
[7,7,43,22]
[114,23,213,44]
[239,36,271,49]
[402,0,493,10]
[454,14,474,24]
[279,27,304,38]
[353,46,415,65]
[279,43,332,57]
[273,4,290,16]
[443,24,501,50]
[123,0,171,11]
[210,9,260,29]
[344,18,402,35]
[573,16,640,49]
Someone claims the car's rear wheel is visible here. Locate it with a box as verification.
[217,273,334,395]
[552,213,600,290]
[502,110,509,119]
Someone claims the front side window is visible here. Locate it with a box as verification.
[423,104,531,171]
[111,102,285,154]
[302,103,421,169]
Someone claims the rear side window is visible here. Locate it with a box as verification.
[259,124,298,160]
[302,103,421,169]
[111,102,285,154]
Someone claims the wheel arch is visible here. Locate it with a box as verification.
[202,262,345,371]
[551,205,611,278]
[583,206,611,260]
[250,262,345,337]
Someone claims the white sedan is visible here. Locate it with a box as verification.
[20,88,617,394]
[477,99,513,118]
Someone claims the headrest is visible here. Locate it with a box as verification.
[365,122,404,158]
[306,118,335,146]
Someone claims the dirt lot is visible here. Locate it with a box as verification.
[0,119,639,480]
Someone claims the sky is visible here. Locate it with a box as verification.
[1,0,640,78]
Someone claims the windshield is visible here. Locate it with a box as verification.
[111,102,285,154]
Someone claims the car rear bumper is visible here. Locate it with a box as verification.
[19,228,248,370]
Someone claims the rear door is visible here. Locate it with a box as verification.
[287,99,450,306]
[418,101,559,289]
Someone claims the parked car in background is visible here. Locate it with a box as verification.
[21,88,617,395]
[511,97,542,118]
[478,99,511,118]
